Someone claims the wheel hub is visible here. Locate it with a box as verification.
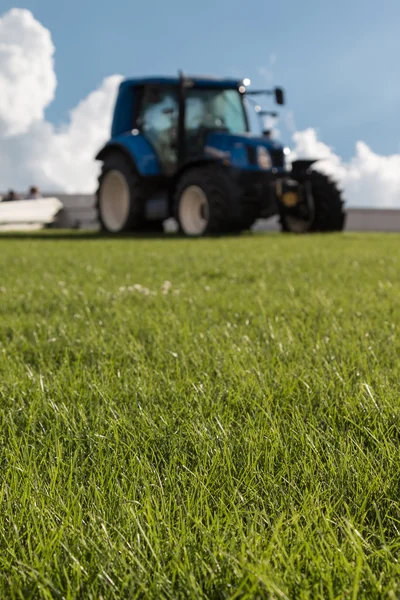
[280,181,315,233]
[99,170,130,232]
[179,185,209,236]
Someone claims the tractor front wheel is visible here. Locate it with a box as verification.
[96,152,144,233]
[280,171,346,233]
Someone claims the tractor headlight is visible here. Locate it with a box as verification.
[257,146,272,170]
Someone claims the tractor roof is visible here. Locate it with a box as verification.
[121,76,242,90]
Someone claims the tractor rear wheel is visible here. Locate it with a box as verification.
[174,165,242,236]
[280,171,346,233]
[96,152,144,233]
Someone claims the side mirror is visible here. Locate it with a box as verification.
[275,87,285,105]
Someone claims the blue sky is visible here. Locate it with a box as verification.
[1,0,400,159]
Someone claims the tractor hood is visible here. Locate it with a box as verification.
[204,131,285,170]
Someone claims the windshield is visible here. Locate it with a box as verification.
[185,88,248,135]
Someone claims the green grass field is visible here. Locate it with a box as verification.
[1,231,400,599]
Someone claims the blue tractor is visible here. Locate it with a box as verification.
[96,74,345,235]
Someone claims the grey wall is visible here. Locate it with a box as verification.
[254,210,400,233]
[50,195,400,232]
[345,209,400,232]
[4,193,400,232]
[45,194,99,230]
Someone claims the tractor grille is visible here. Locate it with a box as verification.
[270,149,284,168]
[246,145,257,165]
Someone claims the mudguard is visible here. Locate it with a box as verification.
[96,134,162,176]
[291,159,318,171]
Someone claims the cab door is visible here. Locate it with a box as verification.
[137,85,179,175]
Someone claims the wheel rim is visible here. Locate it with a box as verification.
[284,185,315,233]
[285,214,314,233]
[99,170,130,232]
[179,185,209,236]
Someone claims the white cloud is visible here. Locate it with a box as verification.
[292,128,400,208]
[0,8,56,136]
[1,8,400,207]
[0,8,122,193]
[35,74,123,192]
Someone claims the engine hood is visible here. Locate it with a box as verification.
[204,131,284,169]
[206,131,283,152]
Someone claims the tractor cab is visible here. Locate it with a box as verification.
[96,74,345,236]
[108,75,285,176]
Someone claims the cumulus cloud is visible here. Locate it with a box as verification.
[0,74,123,192]
[0,8,122,193]
[0,8,56,136]
[1,8,400,205]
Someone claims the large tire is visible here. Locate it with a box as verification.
[174,165,250,237]
[280,171,346,233]
[96,152,144,233]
